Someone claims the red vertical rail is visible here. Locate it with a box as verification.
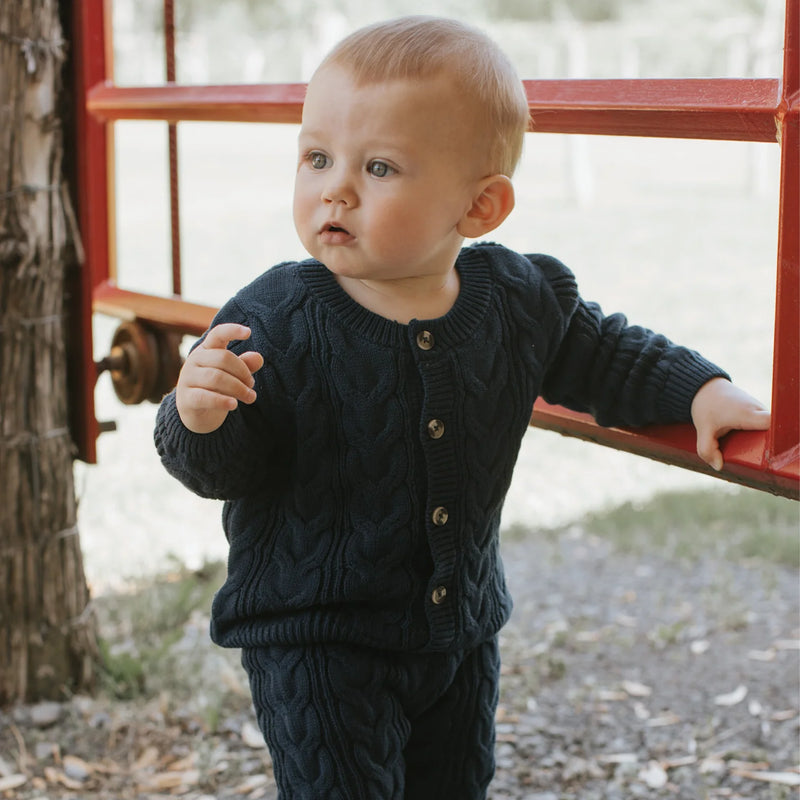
[770,0,799,461]
[70,0,113,462]
[164,0,182,296]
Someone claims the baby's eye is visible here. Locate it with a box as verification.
[367,160,395,178]
[308,152,330,170]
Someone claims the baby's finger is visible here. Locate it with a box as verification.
[191,344,257,387]
[201,323,252,351]
[180,385,242,413]
[239,350,265,375]
[188,364,257,404]
[696,429,724,471]
[742,407,771,431]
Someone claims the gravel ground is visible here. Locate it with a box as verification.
[1,514,797,800]
[493,528,799,799]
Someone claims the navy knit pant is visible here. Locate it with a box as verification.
[241,637,500,799]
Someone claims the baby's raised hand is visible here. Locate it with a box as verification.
[690,377,771,471]
[176,323,264,434]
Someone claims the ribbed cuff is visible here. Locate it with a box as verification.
[657,350,730,422]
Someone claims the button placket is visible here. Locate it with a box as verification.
[412,324,458,642]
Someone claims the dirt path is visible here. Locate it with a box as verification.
[1,517,797,799]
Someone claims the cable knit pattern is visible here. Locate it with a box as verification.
[154,243,727,654]
[242,639,499,798]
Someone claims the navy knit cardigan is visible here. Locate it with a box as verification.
[154,243,726,654]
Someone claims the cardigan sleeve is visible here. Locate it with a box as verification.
[154,297,285,500]
[533,256,729,428]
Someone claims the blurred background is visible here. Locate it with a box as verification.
[76,0,787,592]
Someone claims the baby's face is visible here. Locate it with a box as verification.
[293,65,483,286]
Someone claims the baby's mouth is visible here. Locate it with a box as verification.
[320,222,354,244]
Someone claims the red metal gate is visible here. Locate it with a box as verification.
[69,1,799,499]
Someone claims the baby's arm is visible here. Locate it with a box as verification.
[176,322,265,434]
[691,377,771,471]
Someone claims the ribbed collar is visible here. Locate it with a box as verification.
[298,246,495,348]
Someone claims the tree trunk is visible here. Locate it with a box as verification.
[0,0,97,704]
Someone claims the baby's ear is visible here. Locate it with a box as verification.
[457,175,516,239]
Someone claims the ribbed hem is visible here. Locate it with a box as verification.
[211,609,430,652]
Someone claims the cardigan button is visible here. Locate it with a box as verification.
[431,585,448,605]
[416,330,435,350]
[427,419,445,439]
[431,506,449,526]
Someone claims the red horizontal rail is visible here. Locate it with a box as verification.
[87,82,307,124]
[93,281,215,336]
[532,402,799,499]
[86,78,782,142]
[524,78,781,141]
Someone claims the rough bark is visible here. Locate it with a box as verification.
[0,0,97,704]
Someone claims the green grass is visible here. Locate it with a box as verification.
[556,487,799,566]
[96,558,229,700]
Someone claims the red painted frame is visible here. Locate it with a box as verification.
[70,0,799,499]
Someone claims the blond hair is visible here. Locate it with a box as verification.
[316,16,529,177]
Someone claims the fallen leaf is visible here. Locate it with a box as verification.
[621,680,652,697]
[714,684,747,707]
[661,755,697,769]
[131,745,160,772]
[234,774,269,794]
[166,754,197,772]
[241,721,267,749]
[89,760,124,775]
[596,689,627,701]
[646,712,681,727]
[0,775,28,791]
[63,754,93,781]
[770,709,798,721]
[596,753,638,765]
[747,649,776,662]
[731,769,800,786]
[139,769,200,791]
[728,760,770,771]
[699,756,726,775]
[43,766,85,791]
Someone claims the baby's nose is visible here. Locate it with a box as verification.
[321,169,357,206]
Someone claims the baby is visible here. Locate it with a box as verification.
[155,15,769,799]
